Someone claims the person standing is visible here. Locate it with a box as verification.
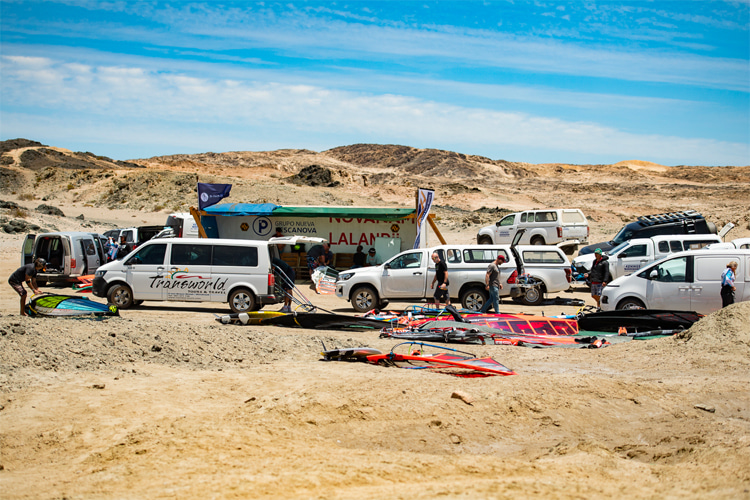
[430,252,450,308]
[273,257,296,313]
[8,258,46,316]
[721,261,738,308]
[306,242,333,273]
[480,254,506,313]
[585,248,611,308]
[116,235,132,260]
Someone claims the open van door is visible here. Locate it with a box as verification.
[22,234,36,265]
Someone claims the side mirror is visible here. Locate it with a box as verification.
[384,263,391,269]
[127,257,142,265]
[618,253,625,259]
[649,269,658,280]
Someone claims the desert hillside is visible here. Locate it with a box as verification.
[2,138,749,242]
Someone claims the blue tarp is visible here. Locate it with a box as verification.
[202,203,280,216]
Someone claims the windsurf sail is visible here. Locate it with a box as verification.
[577,309,701,333]
[27,294,119,317]
[366,342,516,377]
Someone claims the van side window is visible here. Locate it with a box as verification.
[685,240,718,250]
[446,249,461,264]
[535,211,556,222]
[522,250,564,264]
[128,244,166,265]
[213,245,259,267]
[625,244,647,258]
[84,239,97,255]
[641,257,687,282]
[658,241,670,253]
[171,244,212,266]
[463,249,501,263]
[520,213,527,223]
[670,241,682,252]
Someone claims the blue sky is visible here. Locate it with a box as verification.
[1,1,748,165]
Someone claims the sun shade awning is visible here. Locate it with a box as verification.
[202,203,416,221]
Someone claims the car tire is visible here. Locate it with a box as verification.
[351,286,378,313]
[461,286,487,311]
[229,288,256,313]
[107,283,134,309]
[133,300,144,307]
[478,236,493,245]
[617,298,646,310]
[530,236,545,245]
[521,285,544,306]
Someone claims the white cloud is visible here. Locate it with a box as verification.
[1,55,747,165]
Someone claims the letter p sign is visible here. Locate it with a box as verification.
[253,216,272,237]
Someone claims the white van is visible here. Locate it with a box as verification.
[92,238,279,312]
[166,213,200,238]
[600,249,749,314]
[477,208,588,254]
[22,232,107,284]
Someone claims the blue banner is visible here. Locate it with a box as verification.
[198,183,232,210]
[413,188,434,249]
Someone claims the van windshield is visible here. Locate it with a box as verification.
[608,242,630,255]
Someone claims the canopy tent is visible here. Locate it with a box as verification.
[202,203,416,221]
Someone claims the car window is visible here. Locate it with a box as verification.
[740,244,750,250]
[561,211,585,223]
[522,250,565,264]
[213,245,259,267]
[535,211,557,222]
[520,213,527,223]
[641,257,687,282]
[445,249,461,264]
[84,239,97,256]
[670,241,682,252]
[128,244,166,266]
[624,244,648,258]
[499,215,515,227]
[464,249,507,263]
[171,244,212,266]
[685,240,719,250]
[658,241,669,253]
[389,252,423,269]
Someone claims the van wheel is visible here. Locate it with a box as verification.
[107,284,134,309]
[461,287,487,311]
[229,288,256,313]
[351,286,378,313]
[530,236,545,245]
[617,298,645,310]
[521,285,544,306]
[478,236,493,245]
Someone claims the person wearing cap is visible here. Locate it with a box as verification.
[365,248,382,267]
[8,258,46,316]
[585,248,612,308]
[480,253,506,313]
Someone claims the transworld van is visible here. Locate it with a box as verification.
[92,238,279,312]
[600,249,749,315]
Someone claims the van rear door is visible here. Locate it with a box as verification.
[692,254,741,314]
[23,234,36,265]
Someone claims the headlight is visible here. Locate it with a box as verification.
[95,270,107,278]
[338,272,354,281]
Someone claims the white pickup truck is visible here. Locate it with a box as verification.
[335,242,572,312]
[477,208,589,255]
[572,233,722,281]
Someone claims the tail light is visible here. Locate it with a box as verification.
[70,257,77,269]
[268,273,275,288]
[507,270,517,284]
[565,268,572,283]
[557,227,563,238]
[587,226,590,236]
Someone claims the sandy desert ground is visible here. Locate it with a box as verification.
[1,142,749,499]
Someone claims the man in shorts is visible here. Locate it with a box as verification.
[430,252,450,308]
[8,258,46,316]
[585,248,612,308]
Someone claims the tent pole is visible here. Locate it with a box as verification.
[190,206,208,238]
[427,214,446,245]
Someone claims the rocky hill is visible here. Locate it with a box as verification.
[1,138,749,238]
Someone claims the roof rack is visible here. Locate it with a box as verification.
[636,210,703,227]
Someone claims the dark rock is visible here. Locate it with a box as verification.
[0,201,20,210]
[35,204,65,217]
[287,165,341,188]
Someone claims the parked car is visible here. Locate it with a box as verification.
[166,212,200,238]
[600,249,750,314]
[477,208,588,254]
[572,234,722,281]
[22,231,107,284]
[335,239,572,312]
[579,210,719,256]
